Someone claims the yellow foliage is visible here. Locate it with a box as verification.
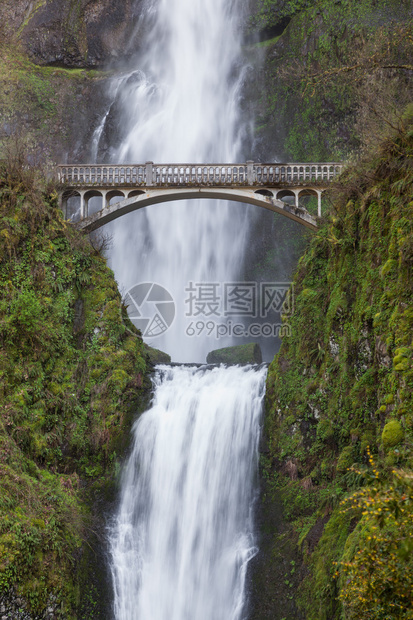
[337,451,413,619]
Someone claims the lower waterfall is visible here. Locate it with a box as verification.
[109,363,267,620]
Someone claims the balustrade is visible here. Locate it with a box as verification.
[57,162,343,187]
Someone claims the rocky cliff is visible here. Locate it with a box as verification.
[1,0,141,68]
[0,0,141,164]
[256,110,413,620]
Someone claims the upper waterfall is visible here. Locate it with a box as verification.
[92,0,253,362]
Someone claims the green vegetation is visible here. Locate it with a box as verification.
[337,451,413,619]
[0,151,150,617]
[249,0,311,32]
[263,111,413,618]
[382,419,404,448]
[249,0,413,160]
[0,41,108,163]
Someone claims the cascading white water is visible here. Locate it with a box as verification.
[110,364,267,620]
[104,2,267,618]
[97,0,251,362]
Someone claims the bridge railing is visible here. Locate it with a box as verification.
[57,162,343,186]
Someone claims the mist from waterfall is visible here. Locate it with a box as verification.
[94,0,252,362]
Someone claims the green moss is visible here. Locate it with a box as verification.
[250,0,411,160]
[206,342,263,364]
[298,511,351,619]
[0,42,108,163]
[263,116,413,618]
[144,345,172,365]
[382,420,404,448]
[0,160,150,615]
[16,0,47,35]
[336,446,354,473]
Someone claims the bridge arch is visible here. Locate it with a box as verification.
[298,188,318,198]
[107,189,127,205]
[276,189,297,201]
[84,189,104,217]
[254,189,274,198]
[128,189,146,198]
[69,186,318,233]
[62,189,82,221]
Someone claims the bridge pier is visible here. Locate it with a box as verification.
[80,190,86,220]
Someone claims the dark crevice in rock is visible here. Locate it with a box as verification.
[258,15,292,42]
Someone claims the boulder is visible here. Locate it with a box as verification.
[206,343,263,365]
[145,344,171,365]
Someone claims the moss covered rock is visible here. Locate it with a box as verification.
[382,420,404,448]
[1,0,137,68]
[144,344,172,365]
[247,0,412,161]
[206,342,263,364]
[336,446,354,473]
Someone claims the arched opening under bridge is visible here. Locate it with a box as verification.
[61,186,320,232]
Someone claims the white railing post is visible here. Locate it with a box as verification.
[146,161,154,186]
[246,161,254,185]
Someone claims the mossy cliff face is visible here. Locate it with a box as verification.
[0,0,138,68]
[247,0,413,161]
[0,0,135,163]
[260,115,413,619]
[0,161,150,618]
[0,41,111,163]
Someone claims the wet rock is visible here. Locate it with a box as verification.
[5,0,140,68]
[375,335,391,368]
[144,344,172,365]
[206,342,263,364]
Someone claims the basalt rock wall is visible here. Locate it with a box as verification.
[1,0,143,68]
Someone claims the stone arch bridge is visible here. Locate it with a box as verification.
[57,161,344,232]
